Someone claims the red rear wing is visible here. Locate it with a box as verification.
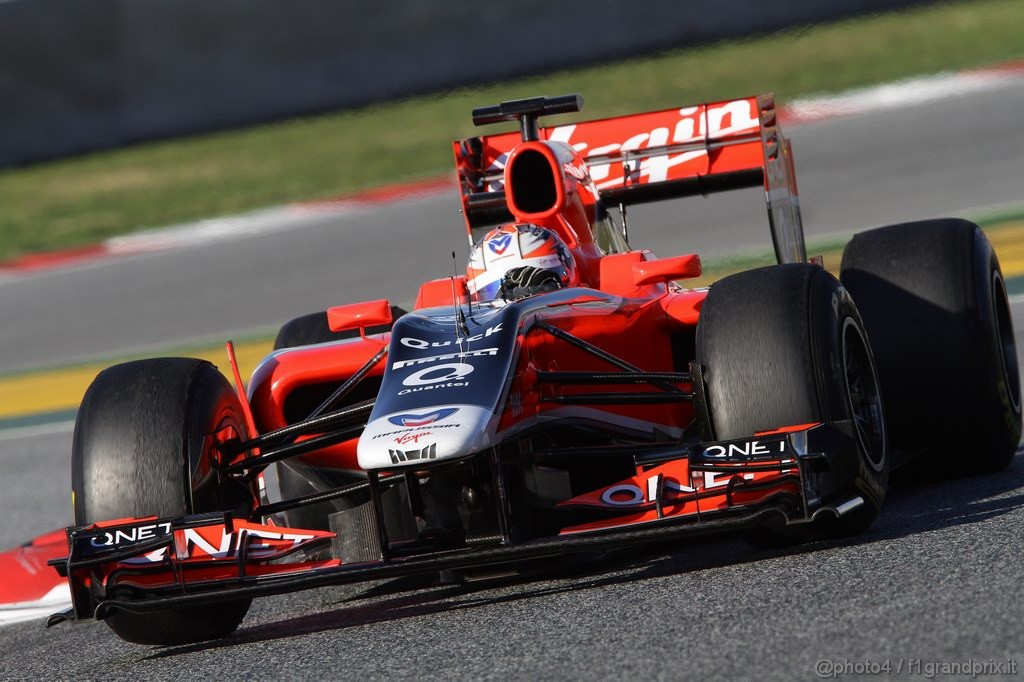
[454,94,806,264]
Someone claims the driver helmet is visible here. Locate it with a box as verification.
[467,223,579,301]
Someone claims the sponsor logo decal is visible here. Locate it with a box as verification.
[392,347,498,370]
[372,423,460,440]
[403,363,474,386]
[84,524,318,563]
[88,522,172,548]
[397,363,473,395]
[394,431,432,445]
[171,528,316,561]
[599,471,753,507]
[700,439,786,459]
[486,100,759,193]
[389,443,438,465]
[487,233,513,255]
[400,323,503,349]
[387,408,458,427]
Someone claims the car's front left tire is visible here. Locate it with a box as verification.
[696,263,888,541]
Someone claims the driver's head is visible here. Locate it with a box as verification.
[467,223,578,301]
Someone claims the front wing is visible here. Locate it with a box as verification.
[48,422,860,626]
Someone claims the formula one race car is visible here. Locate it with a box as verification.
[42,93,1020,645]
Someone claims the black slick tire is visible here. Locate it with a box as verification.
[696,263,888,541]
[840,219,1021,476]
[72,358,253,645]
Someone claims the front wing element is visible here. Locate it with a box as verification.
[48,422,857,625]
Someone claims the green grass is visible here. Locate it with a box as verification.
[1,0,1022,261]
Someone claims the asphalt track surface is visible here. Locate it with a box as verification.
[2,81,1024,678]
[2,388,1023,679]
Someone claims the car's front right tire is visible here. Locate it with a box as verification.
[73,358,253,645]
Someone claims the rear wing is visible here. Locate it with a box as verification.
[453,94,806,264]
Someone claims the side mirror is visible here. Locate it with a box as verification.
[327,299,393,334]
[632,254,702,286]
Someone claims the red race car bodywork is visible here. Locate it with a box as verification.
[41,92,1018,646]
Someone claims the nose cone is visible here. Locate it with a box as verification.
[357,404,494,470]
[357,303,521,470]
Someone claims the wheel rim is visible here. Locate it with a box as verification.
[841,318,886,472]
[991,270,1021,414]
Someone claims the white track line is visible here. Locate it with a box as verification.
[785,68,1023,123]
[0,420,75,441]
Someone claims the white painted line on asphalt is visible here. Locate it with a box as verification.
[104,205,343,255]
[0,420,75,442]
[785,68,1024,123]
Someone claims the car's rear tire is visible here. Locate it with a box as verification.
[73,358,253,645]
[840,219,1021,476]
[696,264,888,541]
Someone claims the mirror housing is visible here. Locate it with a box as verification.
[327,299,392,334]
[632,254,702,286]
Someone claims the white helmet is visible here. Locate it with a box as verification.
[466,223,578,301]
